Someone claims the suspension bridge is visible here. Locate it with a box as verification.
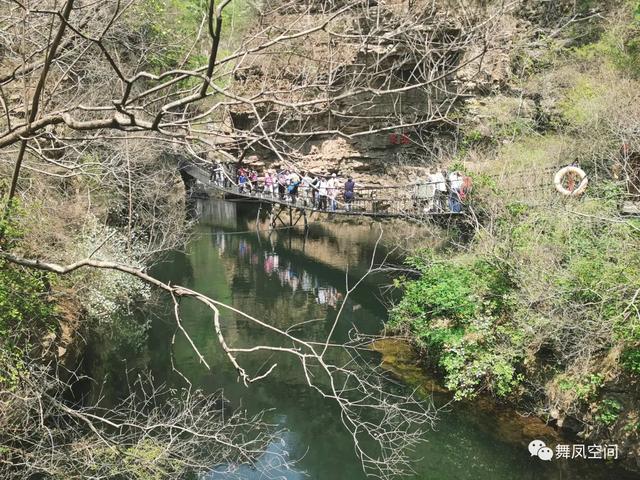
[179,161,463,227]
[180,159,640,227]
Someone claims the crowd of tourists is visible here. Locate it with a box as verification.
[412,168,472,214]
[219,166,357,212]
[209,162,470,214]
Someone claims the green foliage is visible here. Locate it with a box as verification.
[0,199,24,250]
[595,398,623,426]
[91,439,184,480]
[510,38,562,77]
[386,0,640,424]
[0,214,54,340]
[494,117,535,141]
[394,256,514,325]
[0,214,55,388]
[139,0,208,69]
[439,329,524,400]
[557,78,603,126]
[390,255,519,399]
[571,2,640,78]
[0,348,28,391]
[391,189,640,402]
[558,373,604,401]
[459,96,539,155]
[0,260,54,337]
[621,346,640,374]
[499,203,639,319]
[461,129,485,148]
[394,262,477,323]
[139,0,254,78]
[504,202,531,217]
[586,179,627,207]
[494,135,569,171]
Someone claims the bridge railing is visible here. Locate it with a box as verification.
[203,180,463,217]
[186,161,468,217]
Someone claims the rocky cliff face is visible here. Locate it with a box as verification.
[214,1,529,185]
[220,0,623,187]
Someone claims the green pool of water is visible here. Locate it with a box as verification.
[142,198,633,480]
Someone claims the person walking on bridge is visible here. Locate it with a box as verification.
[210,162,222,186]
[310,175,320,207]
[430,168,447,212]
[264,170,275,196]
[217,163,226,186]
[448,170,464,213]
[277,170,288,199]
[288,171,300,202]
[424,168,439,212]
[318,176,328,210]
[248,170,258,193]
[344,177,355,211]
[327,173,338,211]
[415,170,436,213]
[221,163,230,188]
[288,177,300,203]
[301,171,312,206]
[238,171,248,193]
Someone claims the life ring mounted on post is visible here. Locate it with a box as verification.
[554,166,588,196]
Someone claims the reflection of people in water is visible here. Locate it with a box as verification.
[238,239,251,258]
[331,292,344,308]
[277,262,301,292]
[264,253,277,274]
[315,286,343,307]
[215,237,345,309]
[261,253,337,306]
[214,232,226,256]
[301,271,313,291]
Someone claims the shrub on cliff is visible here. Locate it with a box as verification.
[0,214,55,388]
[389,254,522,400]
[390,194,640,404]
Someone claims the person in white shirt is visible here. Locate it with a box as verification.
[448,170,464,212]
[430,169,447,211]
[318,177,328,210]
[419,168,438,212]
[327,173,338,211]
[211,162,223,186]
[310,175,320,207]
[449,171,463,190]
[300,171,313,206]
[432,170,447,191]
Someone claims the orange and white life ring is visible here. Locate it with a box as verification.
[554,166,588,196]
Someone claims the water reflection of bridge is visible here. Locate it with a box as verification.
[214,230,346,309]
[181,161,463,226]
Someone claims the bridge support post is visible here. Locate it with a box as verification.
[269,205,287,229]
[288,206,292,226]
[303,209,308,230]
